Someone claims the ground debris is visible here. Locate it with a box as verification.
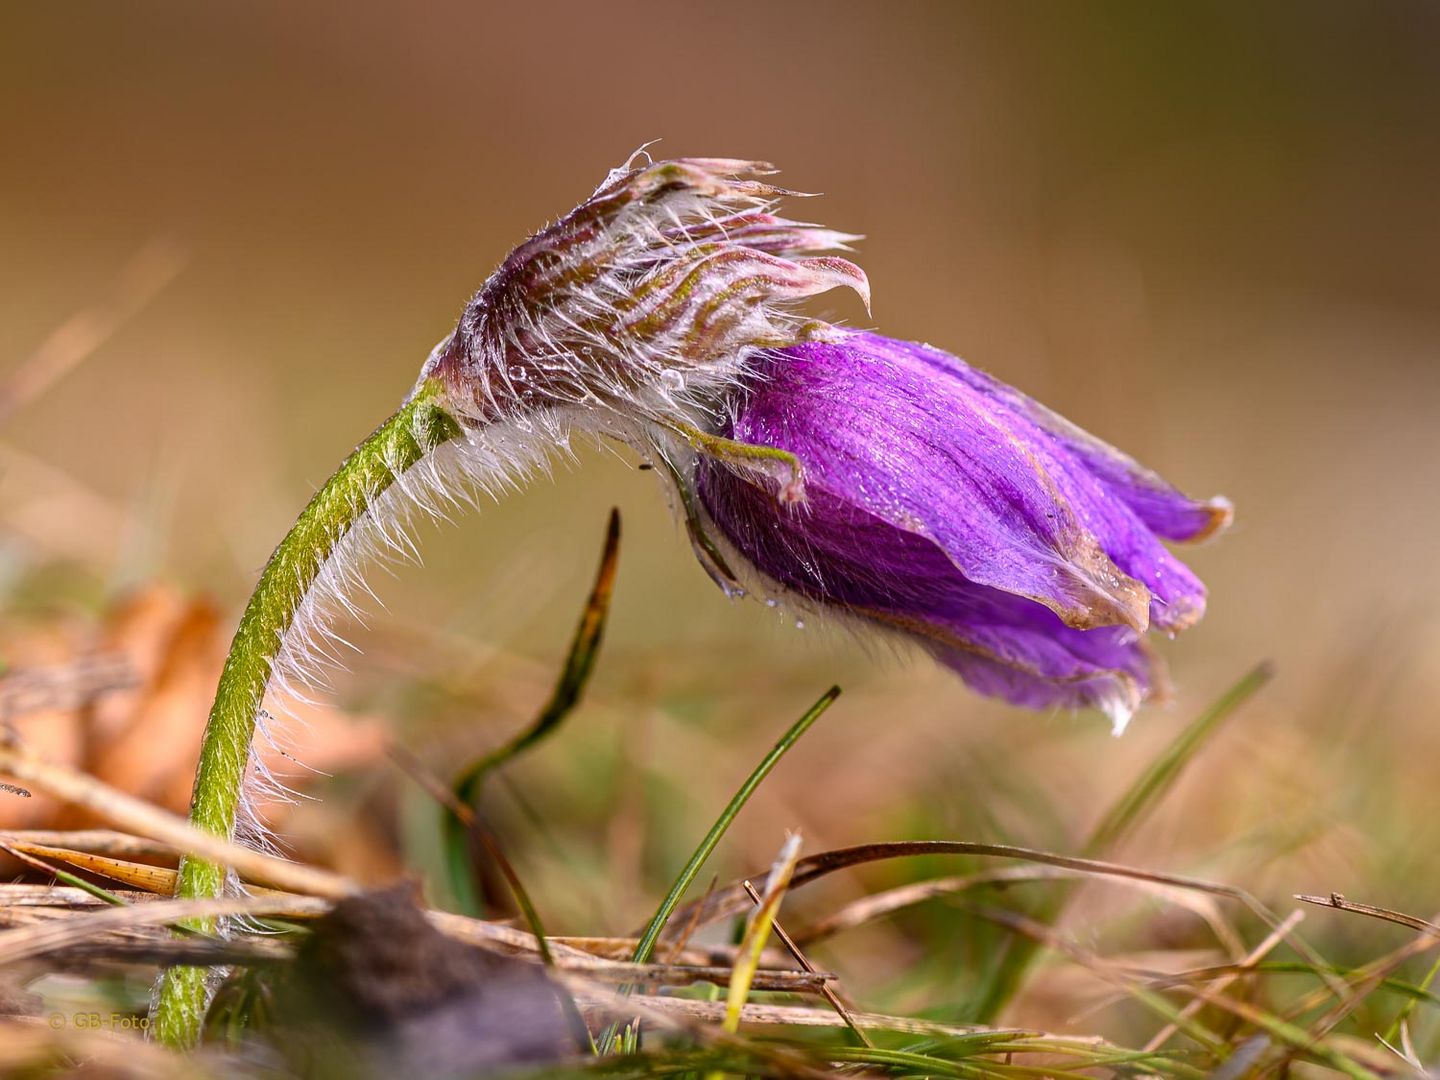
[265,883,578,1078]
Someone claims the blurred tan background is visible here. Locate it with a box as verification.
[2,1,1438,1024]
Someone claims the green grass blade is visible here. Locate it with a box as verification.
[630,686,839,967]
[444,509,621,914]
[597,685,840,1055]
[971,663,1273,1023]
[1083,662,1275,859]
[1382,954,1440,1043]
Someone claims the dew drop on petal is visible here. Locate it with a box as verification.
[660,369,685,392]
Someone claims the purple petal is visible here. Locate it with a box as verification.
[859,335,1220,630]
[697,473,1159,730]
[715,334,1164,631]
[726,333,1219,634]
[908,339,1233,543]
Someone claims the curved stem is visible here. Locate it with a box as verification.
[152,380,461,1047]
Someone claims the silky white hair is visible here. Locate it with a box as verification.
[233,152,867,849]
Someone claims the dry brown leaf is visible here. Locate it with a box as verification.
[0,582,390,845]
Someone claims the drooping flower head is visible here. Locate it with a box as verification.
[696,333,1231,732]
[415,152,1229,731]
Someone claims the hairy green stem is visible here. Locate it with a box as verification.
[151,380,461,1047]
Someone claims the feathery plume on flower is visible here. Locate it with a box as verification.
[411,152,870,588]
[417,153,868,445]
[695,333,1231,733]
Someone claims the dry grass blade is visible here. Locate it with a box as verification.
[0,829,178,859]
[0,875,835,988]
[0,840,134,909]
[964,902,1230,1054]
[722,833,802,1036]
[391,741,557,964]
[422,909,600,961]
[660,834,1356,1019]
[1297,893,1440,937]
[1178,986,1385,1080]
[0,743,353,898]
[0,904,292,964]
[0,881,628,970]
[0,655,136,726]
[1281,897,1440,1069]
[1143,910,1305,1051]
[0,893,330,965]
[428,908,804,975]
[577,992,1031,1040]
[0,883,156,907]
[440,936,823,987]
[796,865,1070,945]
[798,862,1246,963]
[668,840,1287,946]
[662,873,719,964]
[51,936,290,966]
[549,961,831,993]
[560,971,837,1080]
[549,935,789,969]
[1,838,178,893]
[742,878,873,1048]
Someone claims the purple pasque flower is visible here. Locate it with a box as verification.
[696,332,1231,732]
[406,150,1225,732]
